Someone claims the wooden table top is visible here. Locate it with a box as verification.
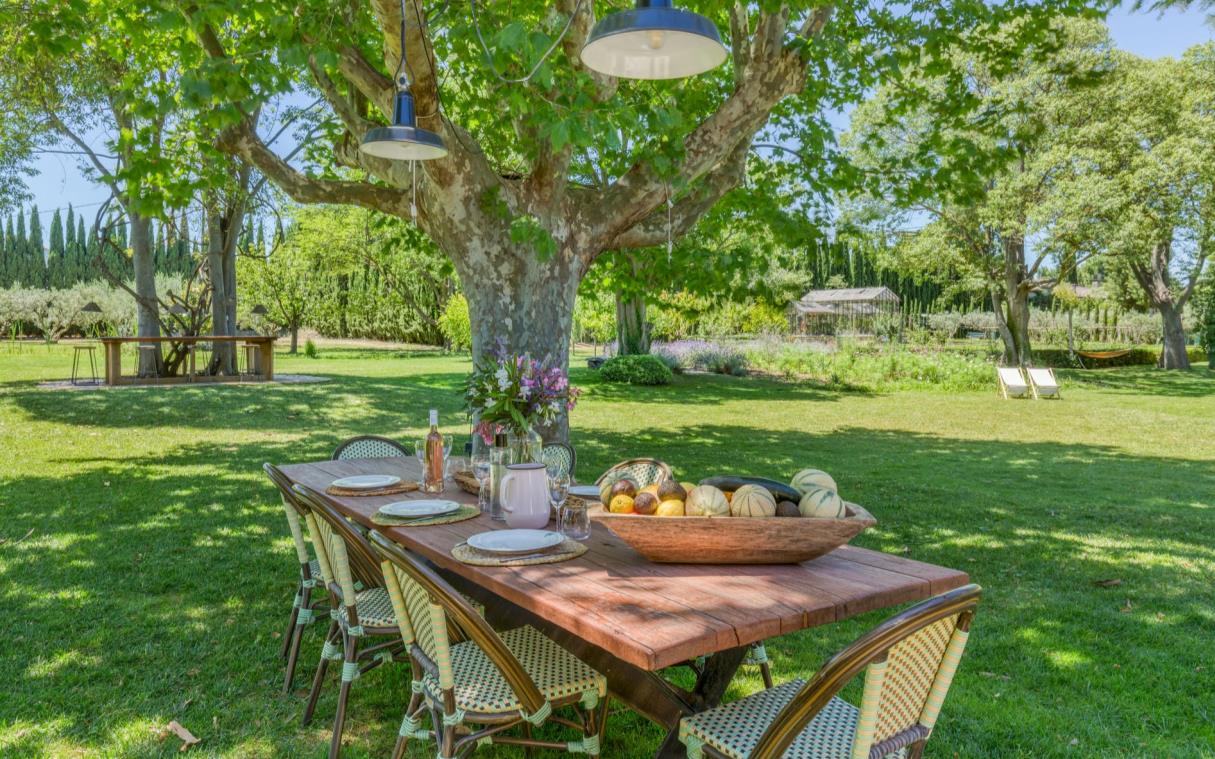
[99,335,276,344]
[279,457,968,671]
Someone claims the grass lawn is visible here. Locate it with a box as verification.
[2,342,1213,758]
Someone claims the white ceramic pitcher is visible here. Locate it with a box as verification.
[498,462,551,529]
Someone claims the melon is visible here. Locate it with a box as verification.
[730,484,776,518]
[791,468,838,495]
[685,485,730,517]
[798,486,845,519]
[639,483,661,499]
[655,499,685,517]
[775,500,801,518]
[679,481,696,493]
[658,479,687,502]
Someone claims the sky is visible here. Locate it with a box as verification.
[15,3,1215,224]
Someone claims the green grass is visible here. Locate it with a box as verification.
[2,341,1214,757]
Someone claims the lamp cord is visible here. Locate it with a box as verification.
[470,0,588,85]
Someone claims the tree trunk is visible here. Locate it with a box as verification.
[997,236,1033,366]
[1131,241,1195,371]
[289,325,299,354]
[129,211,162,377]
[1157,302,1190,370]
[459,243,581,443]
[205,195,245,375]
[615,292,649,355]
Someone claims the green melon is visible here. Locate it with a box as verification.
[790,468,838,495]
[730,484,776,518]
[686,485,730,517]
[798,486,845,519]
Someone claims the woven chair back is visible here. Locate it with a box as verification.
[264,463,311,565]
[291,484,384,597]
[333,435,410,461]
[594,458,674,490]
[539,443,577,480]
[750,584,982,759]
[368,530,548,714]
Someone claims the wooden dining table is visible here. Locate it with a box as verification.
[98,335,276,385]
[278,457,968,758]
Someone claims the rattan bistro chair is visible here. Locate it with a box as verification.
[264,464,331,694]
[370,530,610,759]
[291,484,408,759]
[679,584,982,759]
[333,434,411,461]
[540,442,577,480]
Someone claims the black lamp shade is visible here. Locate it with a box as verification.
[360,90,448,161]
[81,302,102,313]
[251,304,269,316]
[580,0,727,80]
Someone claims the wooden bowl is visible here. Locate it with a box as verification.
[590,502,876,564]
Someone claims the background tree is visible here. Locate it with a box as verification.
[843,19,1113,366]
[1047,45,1214,369]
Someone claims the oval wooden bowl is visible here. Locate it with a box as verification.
[590,502,876,564]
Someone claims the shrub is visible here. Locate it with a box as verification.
[688,344,749,376]
[746,342,991,391]
[599,354,673,385]
[438,293,472,352]
[303,339,319,358]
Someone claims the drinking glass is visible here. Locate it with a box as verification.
[471,453,492,514]
[558,500,590,541]
[413,440,426,475]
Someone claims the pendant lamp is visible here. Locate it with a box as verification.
[580,0,727,80]
[360,0,447,160]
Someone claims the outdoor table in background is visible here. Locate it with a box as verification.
[278,457,969,759]
[98,336,276,386]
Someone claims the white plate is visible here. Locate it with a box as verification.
[332,474,401,490]
[568,485,602,501]
[467,529,564,555]
[379,499,460,518]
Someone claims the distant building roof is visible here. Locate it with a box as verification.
[798,286,900,305]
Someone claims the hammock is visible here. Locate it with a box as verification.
[1075,349,1132,360]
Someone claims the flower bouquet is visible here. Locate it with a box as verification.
[464,347,580,449]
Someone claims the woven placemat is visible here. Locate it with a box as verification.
[452,537,587,567]
[371,504,481,528]
[327,481,419,497]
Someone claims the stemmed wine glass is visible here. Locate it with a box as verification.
[471,452,492,514]
[413,440,426,478]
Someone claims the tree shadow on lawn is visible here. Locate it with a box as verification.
[7,368,850,436]
[2,426,1213,755]
[1060,365,1215,398]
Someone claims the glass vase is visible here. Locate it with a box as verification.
[508,425,544,464]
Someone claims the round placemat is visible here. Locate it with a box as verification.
[372,504,481,528]
[327,481,420,498]
[452,537,587,567]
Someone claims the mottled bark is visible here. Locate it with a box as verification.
[129,212,162,376]
[996,236,1033,366]
[615,293,649,356]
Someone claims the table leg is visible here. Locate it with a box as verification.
[105,343,121,386]
[260,341,274,381]
[459,575,747,759]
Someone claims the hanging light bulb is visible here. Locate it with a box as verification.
[360,0,448,160]
[580,0,727,80]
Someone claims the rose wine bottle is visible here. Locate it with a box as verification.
[423,409,444,493]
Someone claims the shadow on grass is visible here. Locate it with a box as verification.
[1060,365,1215,397]
[2,409,1214,754]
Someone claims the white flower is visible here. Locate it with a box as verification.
[495,367,510,391]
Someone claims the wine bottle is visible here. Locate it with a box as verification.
[490,431,508,521]
[423,409,444,493]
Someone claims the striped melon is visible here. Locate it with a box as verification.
[798,486,845,519]
[685,485,730,517]
[730,484,776,518]
[791,468,838,495]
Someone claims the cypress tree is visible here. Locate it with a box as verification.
[27,206,45,286]
[65,205,76,251]
[77,216,89,279]
[0,216,6,287]
[49,209,64,257]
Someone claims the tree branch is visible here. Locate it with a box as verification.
[591,7,827,249]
